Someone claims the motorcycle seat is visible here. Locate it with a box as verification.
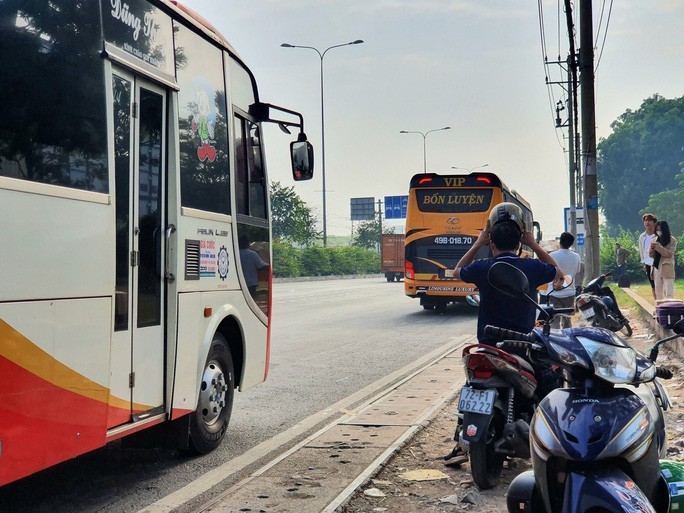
[511,354,534,375]
[470,345,535,375]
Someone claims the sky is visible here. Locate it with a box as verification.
[182,0,684,239]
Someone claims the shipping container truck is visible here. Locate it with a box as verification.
[381,234,406,282]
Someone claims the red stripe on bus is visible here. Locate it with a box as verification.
[0,355,109,486]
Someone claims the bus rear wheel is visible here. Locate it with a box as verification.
[189,333,234,454]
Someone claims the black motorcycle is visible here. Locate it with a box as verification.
[576,272,633,337]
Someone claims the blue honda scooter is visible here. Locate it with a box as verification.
[484,261,684,513]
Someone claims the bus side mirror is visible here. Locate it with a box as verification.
[291,136,314,181]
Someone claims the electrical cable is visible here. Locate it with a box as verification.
[594,0,613,73]
[538,0,566,150]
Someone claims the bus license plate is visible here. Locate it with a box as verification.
[458,387,496,415]
[581,306,595,320]
[444,269,455,278]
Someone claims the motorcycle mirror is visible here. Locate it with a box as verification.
[487,261,529,297]
[541,274,573,294]
[560,274,573,289]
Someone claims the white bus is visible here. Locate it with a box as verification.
[0,0,313,486]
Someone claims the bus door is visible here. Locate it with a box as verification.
[109,68,166,427]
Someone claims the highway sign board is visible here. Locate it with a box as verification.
[384,195,408,219]
[350,197,376,221]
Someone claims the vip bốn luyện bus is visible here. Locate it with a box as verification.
[404,172,540,310]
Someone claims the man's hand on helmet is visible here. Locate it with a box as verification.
[520,230,536,248]
[472,223,491,248]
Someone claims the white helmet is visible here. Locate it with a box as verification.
[489,202,524,233]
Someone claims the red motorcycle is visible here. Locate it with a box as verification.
[456,306,573,489]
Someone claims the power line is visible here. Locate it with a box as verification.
[594,0,613,73]
[538,0,566,150]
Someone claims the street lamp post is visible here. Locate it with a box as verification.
[399,127,451,173]
[451,163,490,172]
[281,39,364,247]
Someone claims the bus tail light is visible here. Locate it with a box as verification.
[405,260,415,280]
[476,176,491,184]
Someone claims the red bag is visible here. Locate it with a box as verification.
[656,300,684,328]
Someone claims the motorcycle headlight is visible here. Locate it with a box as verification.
[576,337,637,384]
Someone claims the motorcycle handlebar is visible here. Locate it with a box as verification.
[496,340,532,350]
[656,367,673,380]
[484,325,536,342]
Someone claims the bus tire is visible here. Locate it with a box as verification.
[189,333,234,454]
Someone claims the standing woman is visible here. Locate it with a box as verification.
[649,220,677,300]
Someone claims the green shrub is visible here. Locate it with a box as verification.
[301,246,333,276]
[272,240,302,277]
[599,229,644,283]
[271,241,380,277]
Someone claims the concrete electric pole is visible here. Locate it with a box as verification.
[579,0,599,279]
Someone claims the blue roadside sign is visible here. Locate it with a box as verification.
[384,195,408,219]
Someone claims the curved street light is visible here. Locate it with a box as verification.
[281,39,364,247]
[451,163,490,172]
[399,127,451,174]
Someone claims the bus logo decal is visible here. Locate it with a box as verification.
[217,246,229,280]
[110,0,158,43]
[192,80,217,162]
[445,177,466,187]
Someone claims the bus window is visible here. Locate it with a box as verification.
[113,76,132,331]
[0,5,107,192]
[230,59,256,113]
[175,22,230,215]
[234,116,266,219]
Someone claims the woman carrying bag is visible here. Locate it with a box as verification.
[649,220,677,300]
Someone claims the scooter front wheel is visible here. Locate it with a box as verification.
[621,320,633,337]
[469,411,505,490]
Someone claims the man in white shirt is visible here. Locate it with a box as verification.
[638,213,657,300]
[540,232,583,328]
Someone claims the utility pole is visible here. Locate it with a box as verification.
[562,0,582,266]
[377,199,383,236]
[579,0,599,278]
[567,66,576,241]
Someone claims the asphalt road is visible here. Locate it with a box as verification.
[0,277,477,512]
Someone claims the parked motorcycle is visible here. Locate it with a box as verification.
[576,272,633,337]
[456,283,574,489]
[483,261,684,513]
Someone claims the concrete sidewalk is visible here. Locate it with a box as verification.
[195,339,470,513]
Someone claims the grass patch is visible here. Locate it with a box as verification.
[611,285,640,313]
[629,279,684,306]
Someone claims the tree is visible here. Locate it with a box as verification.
[597,94,684,234]
[269,181,319,245]
[352,217,394,250]
[644,166,684,236]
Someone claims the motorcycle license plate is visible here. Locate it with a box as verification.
[581,306,595,319]
[444,269,455,278]
[458,387,496,415]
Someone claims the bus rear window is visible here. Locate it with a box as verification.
[415,189,493,213]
